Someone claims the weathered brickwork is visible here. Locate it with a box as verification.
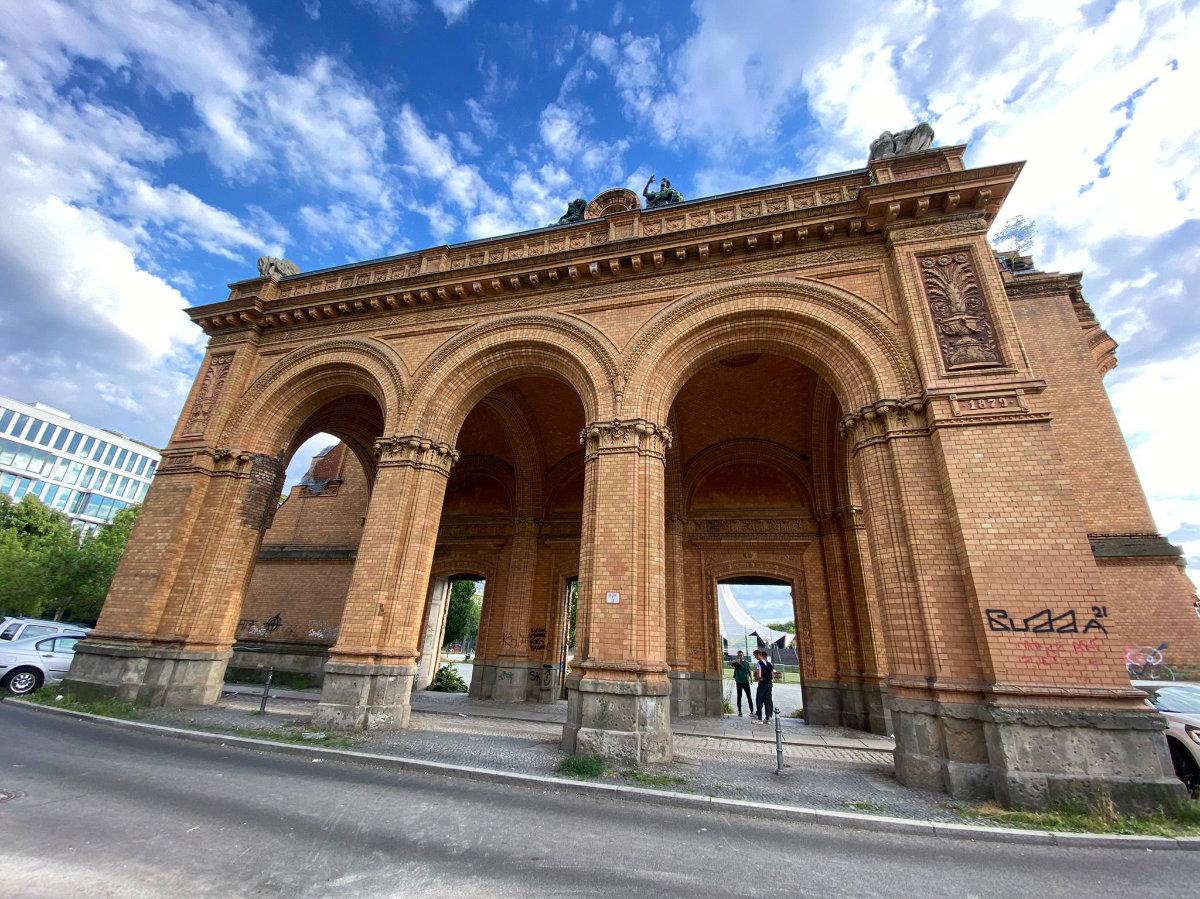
[64,142,1197,809]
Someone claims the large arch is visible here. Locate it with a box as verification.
[222,337,408,462]
[622,277,919,424]
[402,313,619,442]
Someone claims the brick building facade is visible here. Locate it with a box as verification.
[64,136,1200,810]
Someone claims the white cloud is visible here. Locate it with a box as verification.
[354,0,419,25]
[433,0,477,25]
[300,202,400,259]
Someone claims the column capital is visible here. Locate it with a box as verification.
[579,417,673,459]
[839,396,927,451]
[374,434,460,474]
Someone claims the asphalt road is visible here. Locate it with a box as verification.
[0,702,1196,898]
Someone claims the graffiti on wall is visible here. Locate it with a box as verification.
[236,612,284,638]
[1017,637,1104,669]
[528,628,547,651]
[1125,643,1174,680]
[985,606,1109,635]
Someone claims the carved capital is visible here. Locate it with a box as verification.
[839,396,927,450]
[919,250,1004,370]
[375,435,460,474]
[579,418,673,459]
[832,505,865,531]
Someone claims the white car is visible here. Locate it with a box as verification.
[0,633,85,695]
[1134,680,1200,793]
[0,617,89,643]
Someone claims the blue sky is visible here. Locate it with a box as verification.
[0,0,1197,586]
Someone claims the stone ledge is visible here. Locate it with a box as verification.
[1089,533,1184,560]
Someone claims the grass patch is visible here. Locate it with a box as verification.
[962,796,1200,837]
[842,800,886,814]
[790,707,805,719]
[280,674,316,690]
[621,770,687,788]
[231,726,358,750]
[558,753,604,779]
[23,687,142,720]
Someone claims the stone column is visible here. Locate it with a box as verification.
[562,418,673,764]
[62,447,283,706]
[312,436,458,730]
[413,577,451,691]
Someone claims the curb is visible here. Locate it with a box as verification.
[9,699,1198,851]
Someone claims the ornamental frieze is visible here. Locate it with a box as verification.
[180,353,233,436]
[375,435,460,473]
[918,251,1004,370]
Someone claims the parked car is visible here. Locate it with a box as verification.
[0,617,89,643]
[0,632,86,695]
[1133,679,1200,793]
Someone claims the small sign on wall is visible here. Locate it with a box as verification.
[605,591,621,604]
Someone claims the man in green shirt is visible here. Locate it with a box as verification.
[731,650,755,717]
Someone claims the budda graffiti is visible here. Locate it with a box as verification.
[1125,643,1173,680]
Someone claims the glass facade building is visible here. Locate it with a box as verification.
[0,396,160,533]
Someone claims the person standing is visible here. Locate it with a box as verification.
[731,650,755,717]
[753,649,775,723]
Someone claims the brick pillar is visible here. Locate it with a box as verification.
[811,511,866,729]
[492,517,540,701]
[62,447,283,706]
[562,418,673,764]
[837,506,891,735]
[312,436,457,729]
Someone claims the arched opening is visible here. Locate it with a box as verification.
[417,375,586,704]
[664,351,886,731]
[225,390,387,687]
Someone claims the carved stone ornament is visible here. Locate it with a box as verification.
[181,353,234,437]
[919,251,1004,370]
[257,256,300,279]
[374,435,460,474]
[869,122,935,161]
[579,418,673,458]
[585,188,641,219]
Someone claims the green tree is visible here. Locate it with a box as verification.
[0,496,139,624]
[567,578,578,648]
[766,621,796,634]
[442,579,482,646]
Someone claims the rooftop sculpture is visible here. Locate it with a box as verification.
[868,122,935,161]
[257,256,300,279]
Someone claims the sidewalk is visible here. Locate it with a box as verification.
[220,683,895,752]
[168,689,924,821]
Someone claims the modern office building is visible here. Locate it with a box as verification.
[0,395,160,533]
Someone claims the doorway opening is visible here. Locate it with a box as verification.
[416,574,484,692]
[717,576,801,719]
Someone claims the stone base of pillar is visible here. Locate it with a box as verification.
[806,680,892,735]
[61,641,230,707]
[492,659,538,702]
[889,697,1188,811]
[468,660,497,698]
[562,674,673,764]
[536,664,562,703]
[667,671,724,718]
[311,662,415,729]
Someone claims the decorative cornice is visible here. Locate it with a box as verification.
[885,214,989,245]
[193,151,1021,339]
[374,435,460,474]
[579,418,673,459]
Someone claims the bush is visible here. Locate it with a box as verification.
[428,664,468,693]
[558,754,604,778]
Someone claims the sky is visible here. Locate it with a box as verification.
[0,0,1197,593]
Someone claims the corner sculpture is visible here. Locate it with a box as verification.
[868,122,935,161]
[557,198,587,224]
[642,175,684,209]
[256,256,300,279]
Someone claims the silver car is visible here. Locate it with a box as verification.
[1134,679,1200,793]
[0,632,86,695]
[0,617,89,643]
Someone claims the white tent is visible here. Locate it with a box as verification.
[717,584,796,650]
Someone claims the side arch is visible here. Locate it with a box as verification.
[622,276,920,423]
[222,337,408,460]
[402,312,620,442]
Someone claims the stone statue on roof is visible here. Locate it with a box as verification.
[257,256,300,279]
[869,122,935,161]
[557,198,587,224]
[643,175,683,209]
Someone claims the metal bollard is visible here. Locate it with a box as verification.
[773,708,784,775]
[259,667,274,713]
